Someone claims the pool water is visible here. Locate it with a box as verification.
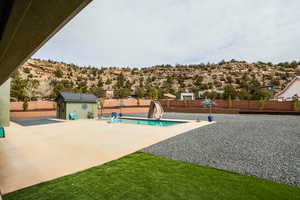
[110,118,187,127]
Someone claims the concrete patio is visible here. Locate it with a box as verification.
[0,118,211,194]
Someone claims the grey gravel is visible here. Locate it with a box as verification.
[11,116,63,126]
[126,113,300,187]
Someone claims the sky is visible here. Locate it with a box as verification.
[33,0,300,68]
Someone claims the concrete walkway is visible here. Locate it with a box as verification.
[0,118,211,194]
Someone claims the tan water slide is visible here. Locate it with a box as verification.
[148,101,164,119]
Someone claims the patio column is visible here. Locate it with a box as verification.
[0,79,10,127]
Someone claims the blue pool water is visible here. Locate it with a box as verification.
[111,118,187,127]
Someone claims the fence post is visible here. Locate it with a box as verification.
[167,99,170,108]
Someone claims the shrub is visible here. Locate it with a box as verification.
[87,112,94,119]
[271,78,280,86]
[23,98,29,111]
[227,95,232,108]
[238,89,251,100]
[252,89,272,100]
[137,98,141,106]
[54,68,63,78]
[23,68,30,74]
[99,98,105,118]
[258,98,265,110]
[292,97,299,111]
[223,86,237,100]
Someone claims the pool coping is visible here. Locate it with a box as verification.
[119,116,194,123]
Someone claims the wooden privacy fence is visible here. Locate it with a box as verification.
[10,101,56,111]
[9,99,300,118]
[10,99,151,111]
[159,100,298,114]
[10,99,151,118]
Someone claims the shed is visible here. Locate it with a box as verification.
[55,92,98,119]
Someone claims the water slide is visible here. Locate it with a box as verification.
[148,101,164,119]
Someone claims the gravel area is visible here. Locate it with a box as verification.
[11,116,63,126]
[125,113,300,187]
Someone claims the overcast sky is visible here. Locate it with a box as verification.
[33,0,300,68]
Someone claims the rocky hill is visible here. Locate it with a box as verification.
[10,58,299,101]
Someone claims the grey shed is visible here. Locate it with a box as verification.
[56,92,98,119]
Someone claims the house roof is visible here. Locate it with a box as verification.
[163,93,176,99]
[57,92,97,103]
[275,76,299,98]
[0,0,92,85]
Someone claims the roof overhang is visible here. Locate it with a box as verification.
[0,0,92,85]
[0,0,14,40]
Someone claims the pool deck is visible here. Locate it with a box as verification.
[0,118,212,194]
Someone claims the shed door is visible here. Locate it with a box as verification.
[58,102,66,119]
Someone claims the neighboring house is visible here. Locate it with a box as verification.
[163,93,176,99]
[178,93,194,100]
[56,92,98,119]
[275,66,300,101]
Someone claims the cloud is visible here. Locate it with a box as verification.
[33,0,300,67]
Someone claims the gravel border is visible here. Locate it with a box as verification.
[125,113,300,187]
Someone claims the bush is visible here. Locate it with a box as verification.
[87,112,94,119]
[258,98,265,110]
[23,98,29,111]
[292,97,299,111]
[99,98,105,118]
[238,89,251,100]
[54,68,63,78]
[23,68,30,74]
[227,95,232,108]
[252,89,272,100]
[166,99,170,108]
[223,86,237,100]
[114,88,131,98]
[135,87,145,98]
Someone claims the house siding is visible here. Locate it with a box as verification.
[66,102,97,119]
[0,79,10,126]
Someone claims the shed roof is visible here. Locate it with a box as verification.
[57,92,97,103]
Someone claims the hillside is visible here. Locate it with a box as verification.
[10,58,299,101]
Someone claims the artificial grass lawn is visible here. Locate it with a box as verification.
[4,152,300,200]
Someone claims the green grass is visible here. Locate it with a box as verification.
[4,152,300,200]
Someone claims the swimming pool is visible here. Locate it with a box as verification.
[109,118,187,127]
